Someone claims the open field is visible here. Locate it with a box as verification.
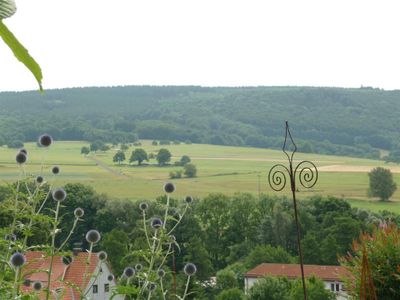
[1,141,400,213]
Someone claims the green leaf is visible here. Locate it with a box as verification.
[0,0,16,19]
[0,19,43,91]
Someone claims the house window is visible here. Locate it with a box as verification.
[330,283,335,291]
[104,283,110,292]
[336,283,340,292]
[93,285,98,294]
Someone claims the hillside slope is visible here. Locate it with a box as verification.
[0,86,399,159]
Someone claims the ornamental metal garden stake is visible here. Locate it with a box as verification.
[268,121,319,300]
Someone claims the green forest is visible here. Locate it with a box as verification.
[0,86,399,160]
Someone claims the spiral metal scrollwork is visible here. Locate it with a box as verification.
[268,164,290,191]
[294,160,318,189]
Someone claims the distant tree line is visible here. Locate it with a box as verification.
[1,86,399,159]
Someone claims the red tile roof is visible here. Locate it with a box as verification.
[245,263,348,281]
[22,251,100,300]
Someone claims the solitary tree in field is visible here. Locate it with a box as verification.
[90,140,105,152]
[184,163,197,178]
[113,151,126,164]
[120,143,129,151]
[368,167,397,201]
[156,148,172,166]
[180,155,191,166]
[130,148,148,165]
[81,146,90,155]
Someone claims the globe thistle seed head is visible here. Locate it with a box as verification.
[163,182,175,193]
[107,274,115,282]
[4,234,16,242]
[157,269,166,278]
[150,218,163,230]
[33,281,42,291]
[52,166,60,175]
[123,267,135,278]
[36,176,44,184]
[52,188,67,202]
[85,229,101,244]
[23,279,31,287]
[62,255,72,265]
[38,134,53,147]
[10,252,26,268]
[98,251,107,261]
[149,283,157,291]
[139,202,149,211]
[183,263,197,276]
[16,152,27,164]
[74,207,84,218]
[135,263,143,272]
[184,196,193,204]
[19,148,28,155]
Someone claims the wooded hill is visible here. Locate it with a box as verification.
[0,86,399,159]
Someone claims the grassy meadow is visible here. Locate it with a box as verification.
[1,140,400,213]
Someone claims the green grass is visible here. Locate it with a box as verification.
[2,140,400,213]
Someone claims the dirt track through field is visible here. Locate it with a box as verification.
[86,156,130,178]
[188,157,343,164]
[318,165,400,173]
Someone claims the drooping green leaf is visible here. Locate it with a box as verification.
[0,19,43,91]
[0,0,16,19]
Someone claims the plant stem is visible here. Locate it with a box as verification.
[45,200,61,300]
[182,276,191,300]
[81,242,94,297]
[12,267,20,298]
[167,204,189,235]
[163,195,170,230]
[143,211,151,249]
[57,218,79,251]
[160,277,166,300]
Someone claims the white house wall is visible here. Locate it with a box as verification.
[84,262,123,300]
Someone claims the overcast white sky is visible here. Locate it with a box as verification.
[1,0,400,92]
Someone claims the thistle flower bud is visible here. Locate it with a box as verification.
[86,230,101,244]
[150,218,163,229]
[183,263,197,276]
[164,182,175,193]
[139,202,149,211]
[149,283,157,291]
[4,234,16,242]
[23,279,31,287]
[184,196,193,204]
[135,263,143,272]
[10,252,26,268]
[98,251,107,261]
[19,148,28,155]
[38,134,53,147]
[52,166,60,175]
[36,176,44,184]
[123,267,135,278]
[16,152,27,164]
[74,207,84,218]
[62,255,72,265]
[52,188,67,202]
[157,269,166,278]
[107,274,115,282]
[33,281,42,291]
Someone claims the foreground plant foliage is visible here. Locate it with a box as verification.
[0,135,196,299]
[0,0,43,91]
[340,224,400,300]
